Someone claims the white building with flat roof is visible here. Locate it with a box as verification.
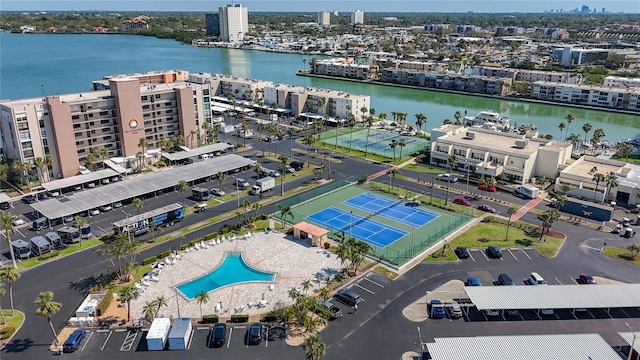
[603,75,640,89]
[430,125,572,184]
[317,11,330,26]
[350,10,364,25]
[555,156,640,205]
[219,4,248,42]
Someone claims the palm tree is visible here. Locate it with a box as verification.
[443,119,452,125]
[190,129,197,148]
[152,295,168,318]
[617,142,633,161]
[278,155,289,195]
[387,168,399,190]
[0,267,20,316]
[99,147,110,168]
[346,114,356,152]
[135,152,144,170]
[176,180,189,205]
[143,300,157,322]
[453,110,462,125]
[34,157,45,183]
[604,171,619,203]
[1,211,17,268]
[505,206,519,241]
[73,215,87,246]
[302,134,317,168]
[35,291,62,346]
[132,197,144,215]
[287,128,295,159]
[389,139,398,160]
[564,113,574,138]
[217,171,227,189]
[241,122,250,147]
[414,113,426,134]
[300,279,313,295]
[397,138,407,160]
[277,205,294,228]
[591,173,605,202]
[582,123,592,150]
[318,288,331,302]
[566,133,581,150]
[13,161,32,190]
[117,285,139,322]
[0,282,6,324]
[558,122,566,141]
[303,334,326,360]
[195,291,210,319]
[138,138,148,158]
[445,154,458,206]
[363,116,374,156]
[537,209,560,242]
[44,154,54,181]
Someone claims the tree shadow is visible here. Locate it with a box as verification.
[515,239,534,246]
[478,237,491,243]
[2,338,35,353]
[68,274,100,293]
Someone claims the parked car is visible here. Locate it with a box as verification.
[63,328,86,353]
[506,309,519,316]
[38,192,49,200]
[578,274,597,285]
[208,323,226,348]
[478,184,497,192]
[437,173,458,183]
[447,301,463,319]
[89,209,100,216]
[485,309,500,317]
[319,300,343,319]
[540,308,554,315]
[12,218,25,226]
[210,188,226,196]
[466,277,481,286]
[289,161,305,171]
[235,178,250,189]
[486,245,502,258]
[477,204,497,213]
[527,272,547,285]
[453,197,471,206]
[285,165,296,173]
[334,289,362,306]
[86,183,96,188]
[47,191,60,197]
[247,322,262,345]
[64,216,74,223]
[99,205,112,212]
[23,195,37,204]
[0,202,9,210]
[112,202,123,208]
[430,299,446,319]
[454,246,470,259]
[498,273,515,286]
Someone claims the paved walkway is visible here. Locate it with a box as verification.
[511,197,544,221]
[130,231,341,320]
[367,157,415,181]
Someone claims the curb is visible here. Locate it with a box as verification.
[0,310,26,351]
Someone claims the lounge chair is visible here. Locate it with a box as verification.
[209,239,216,246]
[150,275,160,282]
[135,283,145,291]
[165,257,174,265]
[200,241,209,249]
[141,280,151,287]
[194,242,201,250]
[216,238,221,244]
[269,283,275,291]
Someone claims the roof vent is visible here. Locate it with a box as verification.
[465,131,476,139]
[515,139,528,149]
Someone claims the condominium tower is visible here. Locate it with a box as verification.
[218,4,248,42]
[351,10,364,25]
[317,11,330,26]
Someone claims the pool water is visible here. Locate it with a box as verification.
[177,252,275,300]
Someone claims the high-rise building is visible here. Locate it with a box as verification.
[350,10,364,25]
[205,13,220,36]
[317,11,330,26]
[218,4,248,42]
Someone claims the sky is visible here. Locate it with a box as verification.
[1,0,638,13]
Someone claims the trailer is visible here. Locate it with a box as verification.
[113,203,184,237]
[516,184,539,199]
[147,318,171,351]
[11,239,31,259]
[191,187,211,201]
[250,176,275,195]
[168,318,192,350]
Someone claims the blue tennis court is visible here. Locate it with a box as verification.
[307,207,407,248]
[343,193,439,228]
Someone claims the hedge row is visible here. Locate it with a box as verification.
[201,314,219,324]
[230,314,249,323]
[38,250,60,261]
[97,293,113,316]
[142,256,157,266]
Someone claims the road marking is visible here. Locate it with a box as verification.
[507,249,517,260]
[265,325,269,348]
[114,329,126,332]
[197,327,209,330]
[16,229,25,237]
[521,249,532,260]
[363,276,384,288]
[187,329,194,349]
[100,331,112,351]
[96,329,110,333]
[354,283,375,294]
[570,277,578,284]
[468,252,476,262]
[581,244,601,251]
[81,331,94,351]
[480,250,490,261]
[555,277,563,285]
[227,327,233,348]
[97,226,108,234]
[120,329,138,351]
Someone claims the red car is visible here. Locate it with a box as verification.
[578,274,597,284]
[453,197,471,206]
[477,204,497,213]
[478,184,497,192]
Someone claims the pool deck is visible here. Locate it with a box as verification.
[130,230,342,320]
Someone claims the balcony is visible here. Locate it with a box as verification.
[475,161,504,177]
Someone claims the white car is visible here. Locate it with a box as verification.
[437,173,459,183]
[210,188,226,196]
[89,209,100,216]
[99,205,112,212]
[63,216,74,223]
[12,219,25,226]
[485,309,500,317]
[540,308,554,315]
[113,202,123,208]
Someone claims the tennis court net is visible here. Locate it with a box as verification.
[339,199,404,231]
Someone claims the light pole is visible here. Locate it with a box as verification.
[232,176,240,207]
[465,160,470,194]
[416,326,424,352]
[411,225,415,258]
[350,211,353,239]
[627,322,638,360]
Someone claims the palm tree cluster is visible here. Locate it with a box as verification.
[98,232,141,282]
[334,238,373,277]
[142,295,168,323]
[235,200,262,228]
[537,209,560,242]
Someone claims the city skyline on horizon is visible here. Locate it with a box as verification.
[1,0,638,14]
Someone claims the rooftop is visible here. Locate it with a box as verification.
[565,156,623,179]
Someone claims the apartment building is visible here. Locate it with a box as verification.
[456,25,482,33]
[424,24,450,31]
[205,13,220,36]
[603,76,640,89]
[555,156,640,205]
[312,58,376,80]
[471,66,582,84]
[380,69,512,96]
[121,19,148,30]
[553,46,610,66]
[430,125,572,184]
[531,81,640,111]
[263,84,369,121]
[317,11,330,26]
[350,10,364,25]
[377,59,447,72]
[219,4,248,42]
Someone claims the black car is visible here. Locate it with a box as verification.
[477,204,497,213]
[247,322,262,345]
[486,245,502,258]
[0,202,9,210]
[289,161,305,171]
[22,195,37,204]
[454,246,470,259]
[208,323,226,348]
[334,289,362,306]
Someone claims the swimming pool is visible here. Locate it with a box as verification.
[176,252,276,300]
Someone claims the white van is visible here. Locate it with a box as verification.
[528,272,547,285]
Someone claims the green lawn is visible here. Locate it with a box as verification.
[0,310,24,340]
[372,265,399,279]
[448,222,564,257]
[423,248,458,262]
[404,163,446,173]
[603,246,640,265]
[18,238,102,270]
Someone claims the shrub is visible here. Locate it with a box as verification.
[181,243,189,250]
[230,314,249,323]
[142,256,157,265]
[323,242,331,249]
[159,250,171,259]
[206,232,218,240]
[259,214,267,220]
[0,326,16,340]
[37,250,60,261]
[220,227,230,234]
[97,293,113,316]
[261,313,277,322]
[202,314,219,324]
[154,161,166,168]
[190,239,199,247]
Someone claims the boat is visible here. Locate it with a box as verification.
[518,123,538,131]
[463,110,511,129]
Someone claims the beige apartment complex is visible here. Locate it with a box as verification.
[531,81,640,111]
[429,125,572,184]
[0,70,369,181]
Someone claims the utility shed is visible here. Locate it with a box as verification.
[426,333,621,360]
[168,318,192,350]
[146,318,171,351]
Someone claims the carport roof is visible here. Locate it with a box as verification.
[426,333,621,360]
[465,284,640,310]
[619,332,640,355]
[30,154,255,219]
[42,169,119,191]
[161,143,233,162]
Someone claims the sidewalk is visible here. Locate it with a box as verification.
[511,197,544,221]
[367,157,415,181]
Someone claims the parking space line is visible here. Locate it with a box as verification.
[227,327,233,348]
[114,329,126,332]
[363,276,384,288]
[479,250,490,261]
[554,277,563,285]
[187,330,194,349]
[507,249,517,260]
[468,252,476,262]
[620,308,631,318]
[81,331,94,351]
[100,331,112,351]
[569,277,578,284]
[265,325,269,347]
[197,326,208,330]
[520,249,532,260]
[120,329,138,351]
[354,283,375,294]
